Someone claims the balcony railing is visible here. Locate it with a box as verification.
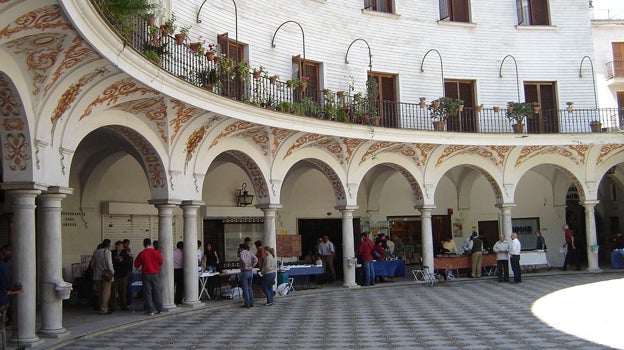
[95,4,622,134]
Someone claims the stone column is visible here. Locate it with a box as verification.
[150,201,179,310]
[38,188,72,338]
[181,201,203,307]
[4,188,43,346]
[583,200,601,272]
[418,206,435,271]
[339,207,358,288]
[497,203,516,240]
[261,207,279,252]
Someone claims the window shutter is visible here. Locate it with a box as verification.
[529,0,549,25]
[292,55,302,79]
[451,0,469,22]
[516,0,525,25]
[439,0,450,20]
[217,33,229,57]
[363,0,374,9]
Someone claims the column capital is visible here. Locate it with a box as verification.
[415,205,436,211]
[496,203,516,209]
[149,199,182,206]
[336,205,358,212]
[582,200,600,207]
[180,200,204,207]
[256,203,283,210]
[43,186,74,196]
[0,182,47,191]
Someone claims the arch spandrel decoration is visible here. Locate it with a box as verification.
[597,144,624,166]
[229,149,269,203]
[43,35,100,97]
[515,145,589,167]
[229,125,270,156]
[107,125,167,196]
[306,158,346,205]
[183,116,225,172]
[359,142,435,166]
[79,78,160,120]
[112,97,168,143]
[435,145,512,168]
[0,4,72,40]
[169,99,204,144]
[283,134,360,166]
[270,128,297,158]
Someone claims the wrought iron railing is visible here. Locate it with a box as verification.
[94,3,622,134]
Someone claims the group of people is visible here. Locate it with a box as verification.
[355,232,404,286]
[91,238,164,315]
[237,238,277,308]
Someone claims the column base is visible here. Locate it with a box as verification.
[9,336,43,347]
[161,303,176,310]
[182,300,204,308]
[342,282,359,288]
[38,328,70,338]
[587,267,602,273]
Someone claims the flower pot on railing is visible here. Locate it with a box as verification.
[252,70,261,80]
[269,75,277,85]
[337,91,345,98]
[371,116,381,126]
[146,15,156,27]
[206,51,215,61]
[512,123,524,134]
[174,33,185,45]
[188,42,201,53]
[590,121,602,133]
[160,24,172,36]
[474,105,482,113]
[433,120,446,131]
[493,106,500,113]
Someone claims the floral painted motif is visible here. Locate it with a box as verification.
[515,145,589,167]
[80,78,159,119]
[185,126,207,171]
[5,32,66,94]
[51,66,109,132]
[597,144,624,165]
[44,36,99,96]
[4,132,29,170]
[113,98,168,143]
[209,121,256,149]
[169,99,203,144]
[271,128,296,157]
[0,5,72,39]
[436,145,511,167]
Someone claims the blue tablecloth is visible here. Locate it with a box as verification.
[373,260,406,277]
[611,250,624,268]
[285,265,324,276]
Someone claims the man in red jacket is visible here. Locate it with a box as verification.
[134,238,163,315]
[357,233,375,286]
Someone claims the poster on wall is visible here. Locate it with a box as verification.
[511,217,540,249]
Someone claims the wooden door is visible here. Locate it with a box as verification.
[477,220,499,251]
[525,82,557,133]
[369,72,397,127]
[445,80,476,132]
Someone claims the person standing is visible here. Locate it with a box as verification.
[492,234,509,282]
[92,239,114,314]
[196,240,203,271]
[509,232,522,283]
[173,241,184,305]
[134,238,163,315]
[356,233,375,286]
[391,234,405,259]
[469,232,483,278]
[238,243,258,308]
[254,240,266,271]
[201,242,220,273]
[562,224,580,271]
[319,235,336,283]
[260,246,277,306]
[110,240,131,311]
[0,248,12,349]
[535,231,546,250]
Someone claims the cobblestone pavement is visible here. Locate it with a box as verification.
[45,272,623,349]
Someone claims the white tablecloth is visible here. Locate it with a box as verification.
[520,250,550,267]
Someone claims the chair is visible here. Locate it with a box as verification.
[412,266,436,286]
[288,277,295,292]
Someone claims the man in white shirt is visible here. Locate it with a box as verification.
[509,232,522,283]
[173,241,184,305]
[492,234,509,282]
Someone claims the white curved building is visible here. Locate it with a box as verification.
[0,0,622,346]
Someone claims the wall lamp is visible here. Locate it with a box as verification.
[236,183,254,207]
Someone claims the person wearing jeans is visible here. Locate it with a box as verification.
[357,232,375,286]
[260,246,277,306]
[238,244,258,308]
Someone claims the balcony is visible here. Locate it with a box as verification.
[99,4,622,135]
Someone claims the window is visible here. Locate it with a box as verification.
[292,56,320,102]
[444,80,476,132]
[364,0,393,13]
[439,0,470,23]
[517,0,550,25]
[612,43,624,78]
[218,32,246,99]
[368,72,397,127]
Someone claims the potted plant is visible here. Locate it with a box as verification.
[160,13,176,36]
[98,0,155,40]
[175,24,191,45]
[474,104,483,113]
[532,101,541,113]
[428,97,464,131]
[252,66,265,80]
[196,67,220,90]
[419,97,427,109]
[205,43,217,61]
[493,106,500,113]
[589,120,602,133]
[506,101,534,133]
[566,101,574,113]
[236,60,251,82]
[276,101,292,113]
[269,75,279,85]
[143,25,168,63]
